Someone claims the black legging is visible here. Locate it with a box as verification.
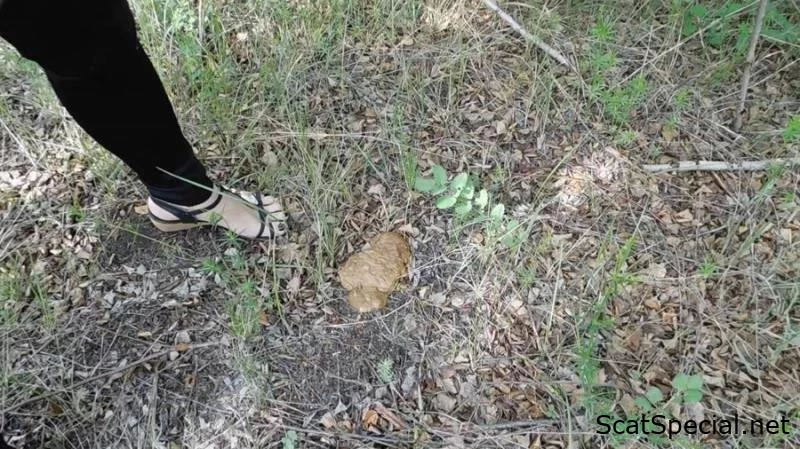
[0,0,213,205]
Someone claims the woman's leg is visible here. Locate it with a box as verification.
[0,0,286,237]
[0,0,212,205]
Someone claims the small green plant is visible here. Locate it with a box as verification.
[575,235,638,432]
[635,386,665,412]
[281,430,299,449]
[202,239,267,340]
[782,192,797,206]
[31,277,55,331]
[228,279,262,339]
[201,258,224,276]
[613,129,638,147]
[682,2,800,59]
[672,373,704,403]
[755,164,785,204]
[632,387,671,444]
[67,197,86,223]
[673,87,692,112]
[414,164,487,218]
[783,115,800,144]
[0,265,24,326]
[164,0,200,35]
[486,204,527,250]
[590,16,615,43]
[585,19,650,126]
[401,151,417,191]
[619,374,705,446]
[414,164,527,250]
[598,75,649,125]
[699,260,717,279]
[377,357,395,384]
[516,265,536,290]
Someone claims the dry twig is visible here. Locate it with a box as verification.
[480,0,573,69]
[643,158,800,173]
[734,0,769,132]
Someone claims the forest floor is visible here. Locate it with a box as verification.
[1,1,799,448]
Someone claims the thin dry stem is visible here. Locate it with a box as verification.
[480,0,573,69]
[643,158,800,173]
[734,0,769,132]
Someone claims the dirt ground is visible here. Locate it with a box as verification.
[1,1,799,448]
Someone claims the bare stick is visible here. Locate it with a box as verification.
[643,158,800,173]
[481,0,573,69]
[734,0,769,132]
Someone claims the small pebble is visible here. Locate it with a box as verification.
[175,330,191,344]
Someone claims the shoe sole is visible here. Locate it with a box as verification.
[149,215,207,232]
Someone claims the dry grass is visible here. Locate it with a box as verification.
[1,0,799,448]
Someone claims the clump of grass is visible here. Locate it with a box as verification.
[0,263,24,327]
[783,115,800,144]
[0,261,54,331]
[201,233,274,341]
[376,357,395,384]
[680,1,799,58]
[575,234,638,430]
[584,17,650,126]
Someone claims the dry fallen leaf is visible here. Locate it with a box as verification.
[185,373,196,388]
[661,123,679,142]
[361,408,380,428]
[339,232,412,312]
[673,209,693,223]
[639,263,667,285]
[373,402,408,430]
[320,411,337,429]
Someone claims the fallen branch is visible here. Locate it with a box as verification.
[734,0,769,132]
[643,158,800,173]
[481,0,573,69]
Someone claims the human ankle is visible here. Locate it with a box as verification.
[148,183,215,207]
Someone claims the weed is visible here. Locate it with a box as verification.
[584,18,650,126]
[485,204,527,250]
[414,164,487,218]
[781,191,797,207]
[699,260,717,279]
[0,264,23,327]
[671,372,704,403]
[31,277,55,331]
[281,430,299,449]
[590,15,615,44]
[599,75,649,125]
[576,234,638,429]
[681,1,799,59]
[377,357,395,384]
[709,61,736,86]
[201,239,270,341]
[755,164,785,204]
[517,265,536,290]
[414,164,527,250]
[613,129,638,147]
[673,87,693,112]
[783,115,800,144]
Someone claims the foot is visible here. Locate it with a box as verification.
[147,184,287,239]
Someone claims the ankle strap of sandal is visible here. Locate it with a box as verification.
[150,185,223,223]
